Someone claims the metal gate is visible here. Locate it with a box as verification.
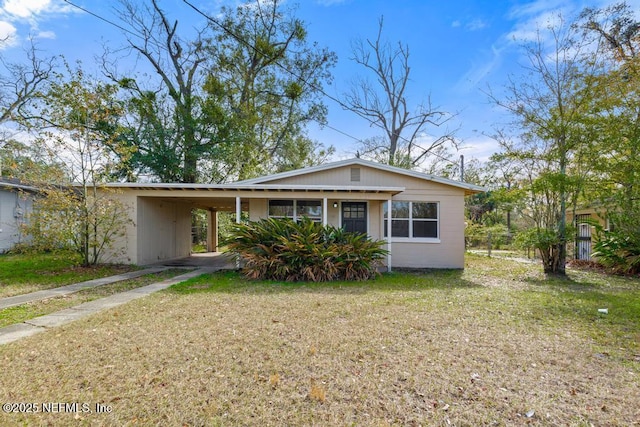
[575,214,592,260]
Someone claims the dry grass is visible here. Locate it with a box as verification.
[0,269,189,328]
[0,254,638,426]
[0,251,138,298]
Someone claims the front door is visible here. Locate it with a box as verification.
[342,202,367,234]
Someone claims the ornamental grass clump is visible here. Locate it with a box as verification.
[224,217,387,281]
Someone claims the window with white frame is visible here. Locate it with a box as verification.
[383,201,439,239]
[268,200,322,222]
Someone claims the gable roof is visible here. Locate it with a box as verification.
[236,158,485,195]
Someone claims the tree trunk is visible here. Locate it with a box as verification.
[541,243,565,275]
[183,150,198,183]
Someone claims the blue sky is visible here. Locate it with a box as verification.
[1,0,638,165]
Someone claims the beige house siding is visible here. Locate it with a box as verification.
[367,200,382,239]
[136,197,192,265]
[104,191,195,265]
[248,199,267,222]
[259,164,453,193]
[380,194,465,268]
[251,198,372,233]
[566,208,608,229]
[113,192,137,264]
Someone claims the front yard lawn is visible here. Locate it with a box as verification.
[0,268,189,328]
[0,251,139,298]
[0,254,638,426]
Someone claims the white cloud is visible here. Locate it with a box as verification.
[467,18,488,31]
[34,29,54,39]
[455,0,581,93]
[0,0,78,48]
[460,135,500,162]
[0,20,17,48]
[507,0,567,20]
[506,10,566,44]
[451,17,489,32]
[2,0,52,19]
[454,44,504,93]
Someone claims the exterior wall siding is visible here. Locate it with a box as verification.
[0,190,32,252]
[249,199,267,222]
[136,197,191,265]
[261,165,453,193]
[381,193,465,268]
[112,192,137,264]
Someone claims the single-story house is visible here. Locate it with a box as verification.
[0,179,37,253]
[104,158,485,269]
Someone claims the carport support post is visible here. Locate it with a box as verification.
[387,199,392,272]
[207,209,218,252]
[236,196,241,224]
[322,197,328,226]
[235,196,241,269]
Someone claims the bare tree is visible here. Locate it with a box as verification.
[0,40,55,127]
[343,17,456,168]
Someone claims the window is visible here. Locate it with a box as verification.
[268,200,293,218]
[383,201,439,239]
[296,200,322,222]
[269,200,322,222]
[342,202,366,219]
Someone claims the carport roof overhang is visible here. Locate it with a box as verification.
[102,183,405,198]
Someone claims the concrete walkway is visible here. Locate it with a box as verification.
[0,266,168,310]
[0,267,219,346]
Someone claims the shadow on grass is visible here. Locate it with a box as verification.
[520,273,640,339]
[524,268,640,293]
[166,268,480,295]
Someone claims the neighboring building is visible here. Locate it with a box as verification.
[0,179,37,253]
[103,158,485,269]
[567,207,610,261]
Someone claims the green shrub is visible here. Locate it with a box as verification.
[224,217,388,282]
[465,223,511,249]
[592,232,640,275]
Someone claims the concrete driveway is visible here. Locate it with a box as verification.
[153,252,238,268]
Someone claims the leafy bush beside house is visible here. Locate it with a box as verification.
[465,223,512,249]
[592,233,640,274]
[18,187,132,266]
[591,211,640,275]
[224,218,388,282]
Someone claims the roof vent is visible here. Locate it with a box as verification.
[350,167,361,182]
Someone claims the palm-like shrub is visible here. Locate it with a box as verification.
[224,217,388,281]
[592,232,640,275]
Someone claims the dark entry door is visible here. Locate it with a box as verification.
[342,202,367,234]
